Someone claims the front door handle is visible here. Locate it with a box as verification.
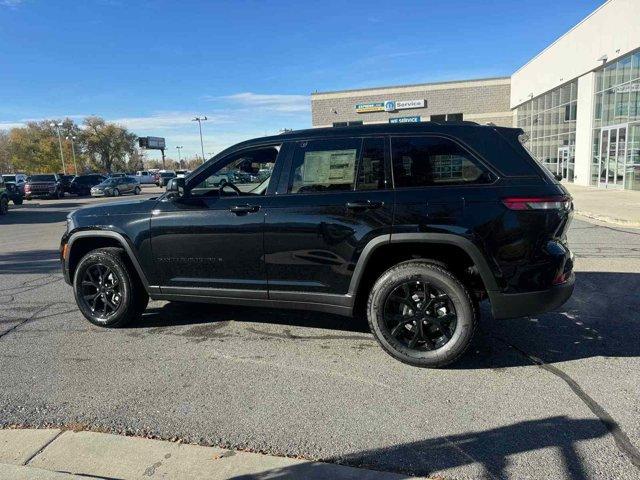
[345,200,384,210]
[230,204,260,214]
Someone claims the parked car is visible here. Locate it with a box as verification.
[91,176,141,197]
[109,172,127,177]
[60,122,574,368]
[156,170,176,187]
[175,169,190,178]
[24,173,64,199]
[58,174,75,194]
[135,171,156,185]
[0,176,9,214]
[69,174,107,196]
[2,173,28,195]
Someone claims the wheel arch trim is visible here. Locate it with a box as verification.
[348,232,499,296]
[66,230,154,292]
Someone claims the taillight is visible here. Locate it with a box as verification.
[502,195,571,211]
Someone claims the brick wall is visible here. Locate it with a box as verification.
[311,78,513,127]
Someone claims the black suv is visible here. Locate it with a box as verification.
[60,123,574,367]
[69,174,107,196]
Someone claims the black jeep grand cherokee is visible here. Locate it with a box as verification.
[61,123,574,367]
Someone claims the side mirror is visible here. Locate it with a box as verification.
[166,176,185,195]
[554,173,563,182]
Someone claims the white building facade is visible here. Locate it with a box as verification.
[512,0,640,190]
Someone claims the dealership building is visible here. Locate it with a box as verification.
[311,0,640,190]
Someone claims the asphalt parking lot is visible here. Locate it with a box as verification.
[0,190,639,479]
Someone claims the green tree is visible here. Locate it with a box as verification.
[80,116,137,173]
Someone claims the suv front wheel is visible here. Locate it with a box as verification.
[73,247,149,327]
[367,261,477,368]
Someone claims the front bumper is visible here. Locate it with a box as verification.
[490,272,575,320]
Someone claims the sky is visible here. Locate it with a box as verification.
[0,0,604,161]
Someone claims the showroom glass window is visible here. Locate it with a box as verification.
[391,136,491,187]
[592,51,640,190]
[516,80,578,181]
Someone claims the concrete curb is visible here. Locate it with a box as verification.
[0,428,424,480]
[574,210,640,229]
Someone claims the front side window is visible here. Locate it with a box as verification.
[289,138,361,193]
[392,136,491,187]
[191,145,280,197]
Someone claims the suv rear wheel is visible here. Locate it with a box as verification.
[73,247,149,327]
[367,261,477,368]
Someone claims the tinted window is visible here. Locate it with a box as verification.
[392,136,491,187]
[356,137,386,191]
[289,138,361,193]
[3,175,16,182]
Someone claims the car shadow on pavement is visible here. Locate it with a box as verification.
[0,249,60,274]
[0,206,75,225]
[455,271,640,369]
[228,416,609,480]
[137,301,370,333]
[135,271,640,367]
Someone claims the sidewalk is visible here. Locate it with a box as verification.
[0,428,423,480]
[564,183,640,228]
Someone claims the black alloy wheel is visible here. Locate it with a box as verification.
[112,188,120,197]
[368,261,477,368]
[73,247,148,327]
[383,280,457,351]
[79,264,122,320]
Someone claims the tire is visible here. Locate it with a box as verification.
[134,186,141,195]
[57,190,64,199]
[367,261,477,368]
[112,188,120,197]
[73,247,148,327]
[0,196,8,215]
[13,197,23,205]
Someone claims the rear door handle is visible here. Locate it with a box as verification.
[230,204,260,214]
[345,200,384,210]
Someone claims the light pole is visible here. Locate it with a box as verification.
[50,122,66,173]
[176,145,183,164]
[66,135,78,175]
[192,116,207,163]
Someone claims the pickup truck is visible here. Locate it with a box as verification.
[134,171,156,185]
[24,174,64,199]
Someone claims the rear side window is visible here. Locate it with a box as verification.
[289,138,361,193]
[356,137,386,191]
[391,136,492,188]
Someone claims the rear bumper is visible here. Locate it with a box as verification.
[490,273,575,320]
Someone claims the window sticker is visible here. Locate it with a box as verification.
[301,149,357,185]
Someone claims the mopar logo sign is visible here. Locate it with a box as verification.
[384,101,396,112]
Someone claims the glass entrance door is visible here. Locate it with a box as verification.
[599,125,627,188]
[558,146,575,182]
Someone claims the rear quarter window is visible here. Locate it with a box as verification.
[391,136,493,188]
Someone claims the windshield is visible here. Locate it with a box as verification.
[2,175,16,182]
[161,172,174,178]
[98,179,117,186]
[30,175,56,182]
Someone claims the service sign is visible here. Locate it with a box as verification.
[395,99,425,110]
[389,116,421,124]
[355,102,385,113]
